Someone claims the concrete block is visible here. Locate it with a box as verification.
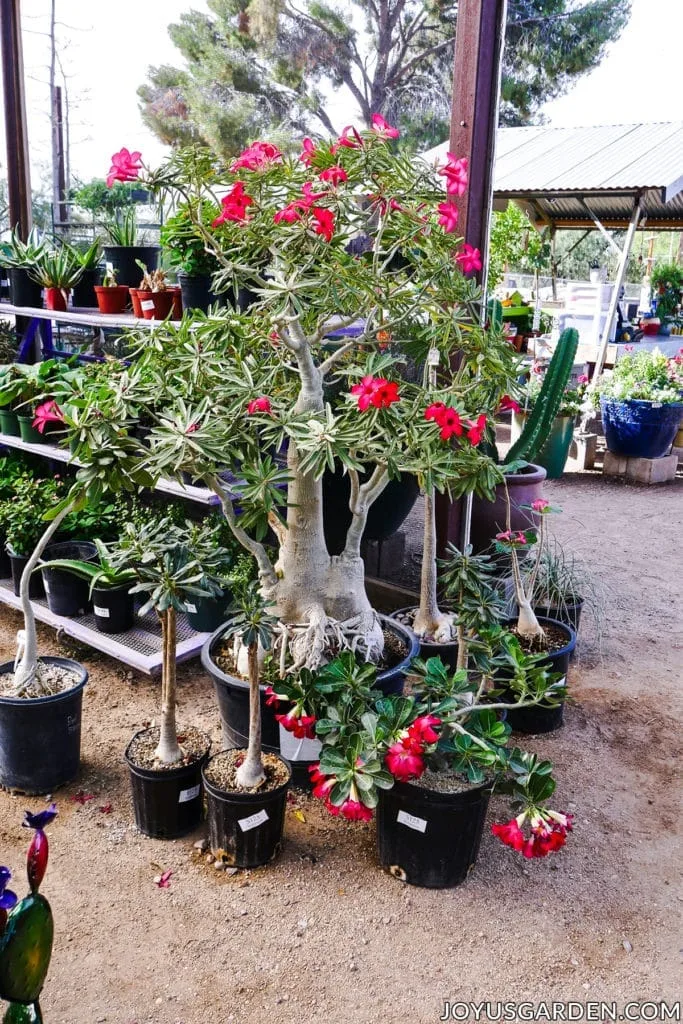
[672,446,683,463]
[603,450,678,484]
[567,432,598,471]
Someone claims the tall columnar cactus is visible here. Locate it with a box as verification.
[504,328,579,465]
[0,806,57,1023]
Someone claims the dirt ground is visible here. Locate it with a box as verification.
[1,469,681,1024]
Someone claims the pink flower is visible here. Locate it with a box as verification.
[437,200,459,233]
[301,181,327,206]
[339,798,373,822]
[106,147,142,188]
[351,375,381,412]
[531,498,550,512]
[264,685,280,708]
[331,125,363,154]
[311,207,335,242]
[275,708,316,739]
[455,243,482,275]
[300,137,317,166]
[370,113,400,139]
[491,818,525,852]
[425,402,447,423]
[155,870,173,888]
[498,394,521,414]
[439,407,463,441]
[577,374,589,384]
[318,165,348,185]
[385,742,425,782]
[32,400,64,434]
[438,154,468,196]
[371,380,400,409]
[274,203,302,225]
[212,181,254,225]
[246,396,272,415]
[231,141,283,172]
[407,714,441,745]
[466,413,487,446]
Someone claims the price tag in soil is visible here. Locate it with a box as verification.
[178,784,200,803]
[238,808,269,832]
[93,606,110,618]
[397,810,427,833]
[185,602,197,614]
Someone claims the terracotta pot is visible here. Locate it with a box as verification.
[44,287,69,311]
[94,285,130,315]
[151,290,176,320]
[129,289,144,318]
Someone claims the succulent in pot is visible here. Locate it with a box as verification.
[0,227,47,307]
[131,260,174,320]
[29,247,85,311]
[39,537,138,633]
[510,366,589,479]
[94,265,130,315]
[103,202,160,287]
[160,200,224,313]
[68,239,103,308]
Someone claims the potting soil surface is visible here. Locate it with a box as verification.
[0,470,681,1023]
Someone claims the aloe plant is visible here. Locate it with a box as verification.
[39,537,137,594]
[105,207,138,246]
[29,248,84,289]
[0,227,47,269]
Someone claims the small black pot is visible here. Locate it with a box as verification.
[178,272,227,314]
[0,657,88,793]
[203,752,291,868]
[41,541,97,617]
[0,539,10,579]
[377,778,491,888]
[71,268,99,308]
[8,268,42,308]
[500,616,576,734]
[92,584,135,634]
[103,245,160,288]
[390,607,460,669]
[534,599,584,637]
[125,729,210,839]
[185,593,230,633]
[7,549,44,599]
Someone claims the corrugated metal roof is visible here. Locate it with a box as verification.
[424,122,683,227]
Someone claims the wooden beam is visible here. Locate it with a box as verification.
[0,0,32,238]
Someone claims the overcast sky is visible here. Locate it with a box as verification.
[4,0,683,191]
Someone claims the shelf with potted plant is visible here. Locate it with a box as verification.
[30,247,86,312]
[0,227,48,308]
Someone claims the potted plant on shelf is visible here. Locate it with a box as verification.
[203,583,292,868]
[103,206,160,288]
[94,265,130,315]
[593,347,683,460]
[1,475,64,598]
[0,227,47,307]
[130,261,175,320]
[0,455,36,577]
[510,368,589,479]
[650,262,682,336]
[160,200,224,313]
[40,536,138,633]
[68,239,103,308]
[30,247,85,312]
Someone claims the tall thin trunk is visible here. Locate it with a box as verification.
[155,607,182,763]
[413,491,453,642]
[235,642,266,789]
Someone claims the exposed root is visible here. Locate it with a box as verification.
[516,600,545,640]
[412,609,456,644]
[288,605,384,672]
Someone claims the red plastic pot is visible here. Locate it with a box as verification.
[94,285,130,315]
[151,290,176,320]
[44,287,69,311]
[130,288,144,318]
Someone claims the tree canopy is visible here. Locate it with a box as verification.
[138,0,631,159]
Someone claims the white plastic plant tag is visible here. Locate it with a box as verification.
[427,346,440,366]
[278,723,322,762]
[93,606,110,618]
[178,784,200,803]
[238,808,269,832]
[397,810,427,833]
[185,602,197,614]
[652,401,662,408]
[140,299,155,311]
[43,580,50,593]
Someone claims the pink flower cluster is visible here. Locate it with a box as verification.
[274,182,335,242]
[213,181,254,225]
[309,766,373,821]
[231,141,283,172]
[351,376,400,412]
[32,400,64,434]
[106,148,142,188]
[384,715,441,782]
[492,810,573,858]
[246,396,272,415]
[425,404,487,445]
[438,154,468,196]
[495,529,528,545]
[531,498,550,512]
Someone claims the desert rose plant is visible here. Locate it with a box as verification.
[494,496,561,640]
[92,126,518,672]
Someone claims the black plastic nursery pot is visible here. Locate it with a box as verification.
[41,541,98,617]
[377,777,492,888]
[125,730,210,839]
[8,267,42,308]
[71,268,99,308]
[103,245,160,288]
[534,600,584,639]
[203,752,291,868]
[322,466,420,556]
[0,657,88,793]
[501,615,576,734]
[185,592,230,633]
[91,584,135,634]
[8,550,44,599]
[0,408,20,436]
[390,606,459,669]
[178,272,228,314]
[0,542,9,579]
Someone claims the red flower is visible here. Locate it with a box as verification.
[32,400,64,434]
[371,379,400,409]
[246,396,272,415]
[275,708,316,739]
[155,870,173,888]
[370,113,400,139]
[351,375,380,412]
[331,125,363,154]
[301,181,326,206]
[491,818,525,852]
[264,685,280,708]
[212,181,254,225]
[385,741,425,782]
[466,413,487,446]
[438,154,468,197]
[106,147,142,188]
[455,243,482,275]
[408,714,441,745]
[300,137,317,166]
[439,407,463,441]
[274,203,302,225]
[231,141,283,172]
[311,207,335,242]
[437,200,459,233]
[319,164,348,185]
[531,498,550,512]
[498,394,521,414]
[424,402,446,423]
[339,798,373,822]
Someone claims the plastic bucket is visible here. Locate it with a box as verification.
[8,268,41,308]
[17,415,48,445]
[185,593,230,633]
[41,541,97,617]
[125,730,210,839]
[376,778,491,888]
[178,273,227,314]
[103,245,160,288]
[600,397,683,460]
[0,658,87,793]
[92,584,135,634]
[203,752,290,867]
[72,268,99,308]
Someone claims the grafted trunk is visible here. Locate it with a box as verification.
[235,642,266,789]
[413,491,455,643]
[155,608,182,764]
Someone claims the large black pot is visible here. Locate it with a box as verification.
[92,584,135,634]
[185,592,230,633]
[533,599,584,638]
[125,729,210,839]
[41,541,97,617]
[71,268,100,309]
[500,615,576,733]
[322,466,420,555]
[178,272,227,314]
[103,245,160,288]
[8,268,42,308]
[0,657,87,793]
[389,606,460,669]
[201,613,419,781]
[203,752,291,867]
[7,549,44,599]
[377,777,491,888]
